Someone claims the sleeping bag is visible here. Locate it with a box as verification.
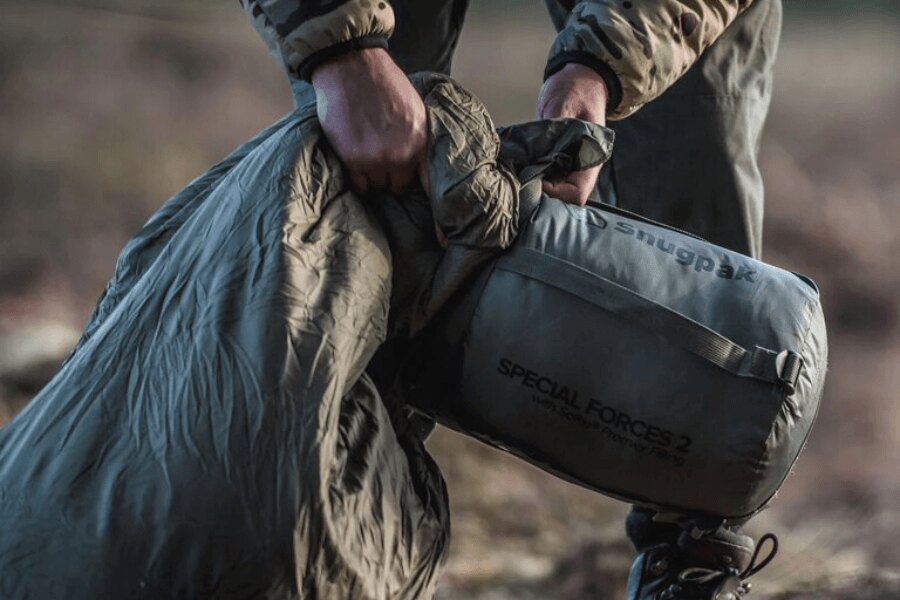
[0,74,554,600]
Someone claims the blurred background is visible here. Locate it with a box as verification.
[1,1,898,597]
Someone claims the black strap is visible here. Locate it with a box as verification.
[498,248,799,390]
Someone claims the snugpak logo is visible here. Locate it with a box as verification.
[614,221,757,283]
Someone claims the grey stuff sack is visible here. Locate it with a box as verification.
[402,142,828,521]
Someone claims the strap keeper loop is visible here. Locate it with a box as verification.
[776,350,803,395]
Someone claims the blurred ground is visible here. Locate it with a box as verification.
[1,1,898,598]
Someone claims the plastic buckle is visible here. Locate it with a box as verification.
[775,350,803,395]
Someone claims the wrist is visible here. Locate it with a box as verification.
[544,52,622,113]
[299,33,390,81]
[310,46,393,89]
[538,63,609,124]
[558,63,609,107]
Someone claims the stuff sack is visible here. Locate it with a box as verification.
[402,175,828,520]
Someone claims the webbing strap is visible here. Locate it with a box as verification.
[497,248,797,389]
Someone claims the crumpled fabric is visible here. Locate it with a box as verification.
[0,73,612,599]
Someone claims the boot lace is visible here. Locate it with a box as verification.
[658,533,779,599]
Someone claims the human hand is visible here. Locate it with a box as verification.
[536,63,609,206]
[311,48,427,195]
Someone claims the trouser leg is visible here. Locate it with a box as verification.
[610,0,782,550]
[602,0,782,259]
[388,0,471,74]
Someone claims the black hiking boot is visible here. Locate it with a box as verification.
[625,514,778,600]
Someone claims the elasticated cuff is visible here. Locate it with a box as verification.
[544,50,623,114]
[298,35,390,81]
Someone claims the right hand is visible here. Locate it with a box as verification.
[311,48,427,195]
[536,63,609,206]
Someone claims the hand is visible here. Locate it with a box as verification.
[311,48,427,195]
[536,63,609,206]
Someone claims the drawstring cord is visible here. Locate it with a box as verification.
[741,533,779,579]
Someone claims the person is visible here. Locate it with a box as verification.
[240,1,782,598]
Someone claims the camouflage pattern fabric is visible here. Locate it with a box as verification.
[240,0,758,115]
[240,0,396,78]
[593,0,781,258]
[545,0,758,119]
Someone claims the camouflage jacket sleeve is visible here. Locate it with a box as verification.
[240,0,395,80]
[545,0,755,120]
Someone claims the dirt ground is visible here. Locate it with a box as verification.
[1,2,898,598]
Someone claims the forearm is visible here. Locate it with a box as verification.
[546,0,755,119]
[240,0,395,80]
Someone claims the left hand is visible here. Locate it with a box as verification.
[536,63,609,206]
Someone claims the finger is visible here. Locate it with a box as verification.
[418,161,430,193]
[347,168,370,195]
[543,180,583,205]
[364,164,390,191]
[542,180,562,197]
[568,167,601,201]
[544,178,591,206]
[543,166,602,206]
[387,164,416,196]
